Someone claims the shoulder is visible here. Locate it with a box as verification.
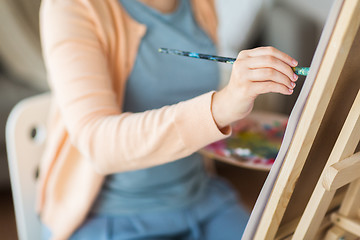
[40,0,91,28]
[39,0,119,37]
[40,0,129,30]
[39,0,110,55]
[191,0,218,43]
[40,0,117,22]
[41,0,85,12]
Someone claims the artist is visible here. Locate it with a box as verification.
[38,0,299,239]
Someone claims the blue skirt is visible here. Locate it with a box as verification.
[42,177,249,240]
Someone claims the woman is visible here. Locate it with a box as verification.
[38,0,298,239]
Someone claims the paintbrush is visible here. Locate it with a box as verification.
[158,48,309,76]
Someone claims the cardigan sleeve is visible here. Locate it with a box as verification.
[40,0,231,174]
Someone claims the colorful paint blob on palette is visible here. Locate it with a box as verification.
[205,118,287,167]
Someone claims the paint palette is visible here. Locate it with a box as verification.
[200,111,288,171]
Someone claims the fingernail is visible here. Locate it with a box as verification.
[288,88,294,94]
[293,73,298,81]
[291,82,296,88]
[292,59,298,67]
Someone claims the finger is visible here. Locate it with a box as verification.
[249,81,294,97]
[246,56,298,82]
[246,46,298,67]
[248,68,296,90]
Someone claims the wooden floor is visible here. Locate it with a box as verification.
[0,188,18,240]
[0,161,267,240]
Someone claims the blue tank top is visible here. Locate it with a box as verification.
[91,0,220,215]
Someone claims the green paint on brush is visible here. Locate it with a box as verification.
[293,67,309,76]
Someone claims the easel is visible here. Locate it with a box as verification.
[325,153,360,239]
[293,91,360,239]
[241,0,360,239]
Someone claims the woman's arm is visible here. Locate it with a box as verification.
[40,0,229,175]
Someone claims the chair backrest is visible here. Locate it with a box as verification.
[6,93,51,240]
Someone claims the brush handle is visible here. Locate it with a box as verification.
[158,48,235,64]
[158,48,309,76]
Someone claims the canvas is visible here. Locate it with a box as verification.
[242,0,360,239]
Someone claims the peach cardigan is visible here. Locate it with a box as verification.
[38,0,229,239]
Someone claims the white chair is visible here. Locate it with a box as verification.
[6,93,51,240]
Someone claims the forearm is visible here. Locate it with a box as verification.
[72,92,230,174]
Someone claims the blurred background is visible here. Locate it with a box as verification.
[0,0,334,239]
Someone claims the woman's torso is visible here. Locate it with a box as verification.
[91,0,220,215]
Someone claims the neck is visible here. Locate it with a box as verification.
[139,0,178,14]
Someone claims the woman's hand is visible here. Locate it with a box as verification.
[212,46,298,129]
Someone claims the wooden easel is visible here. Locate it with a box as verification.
[324,154,360,239]
[293,91,360,239]
[241,0,360,239]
